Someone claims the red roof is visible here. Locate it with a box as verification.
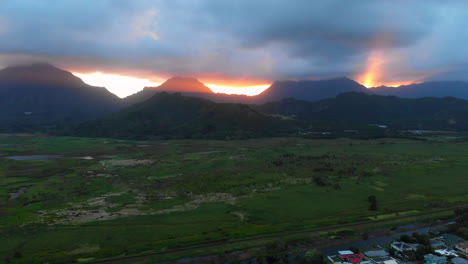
[341,254,365,263]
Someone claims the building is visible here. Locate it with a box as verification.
[327,250,372,264]
[371,256,398,264]
[339,252,366,264]
[455,241,468,254]
[451,258,467,264]
[431,239,447,249]
[451,258,468,264]
[391,242,417,252]
[364,250,389,258]
[442,234,465,248]
[424,254,447,264]
[435,249,458,257]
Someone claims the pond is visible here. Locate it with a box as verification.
[5,155,64,161]
[9,187,27,200]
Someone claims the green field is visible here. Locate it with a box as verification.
[1,135,467,263]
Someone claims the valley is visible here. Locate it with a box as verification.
[1,135,467,263]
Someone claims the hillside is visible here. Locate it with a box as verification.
[76,92,303,139]
[257,92,468,130]
[123,77,256,105]
[371,81,468,99]
[255,77,368,103]
[124,76,214,105]
[0,64,123,131]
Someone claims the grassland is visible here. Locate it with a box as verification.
[0,135,467,263]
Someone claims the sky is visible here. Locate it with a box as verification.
[0,0,467,97]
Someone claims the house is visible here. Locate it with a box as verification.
[364,250,389,258]
[451,258,468,264]
[442,234,465,248]
[435,249,459,257]
[391,242,417,252]
[340,253,366,264]
[338,251,366,264]
[455,241,468,254]
[424,254,447,264]
[327,250,371,264]
[431,239,447,249]
[371,256,398,264]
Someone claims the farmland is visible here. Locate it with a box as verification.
[1,135,467,263]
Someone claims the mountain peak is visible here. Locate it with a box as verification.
[258,77,367,102]
[0,63,85,87]
[146,76,213,93]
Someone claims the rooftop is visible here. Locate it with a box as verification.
[435,249,458,257]
[442,234,465,246]
[425,254,447,262]
[451,258,468,264]
[365,250,389,257]
[456,241,468,249]
[341,253,366,264]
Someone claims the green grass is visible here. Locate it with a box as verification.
[0,135,467,263]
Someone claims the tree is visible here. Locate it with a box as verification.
[368,195,377,211]
[349,246,359,254]
[302,248,324,264]
[400,234,411,243]
[362,232,369,240]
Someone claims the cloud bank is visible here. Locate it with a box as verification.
[0,0,467,85]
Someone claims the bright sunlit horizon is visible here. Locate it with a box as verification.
[205,84,270,96]
[72,71,272,97]
[72,72,161,98]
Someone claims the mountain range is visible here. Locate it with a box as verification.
[257,92,468,131]
[0,64,121,131]
[371,81,468,99]
[123,76,468,105]
[4,63,468,137]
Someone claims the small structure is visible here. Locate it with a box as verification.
[340,253,366,264]
[364,250,389,258]
[391,242,417,252]
[442,234,465,248]
[369,124,388,129]
[328,250,371,264]
[455,241,468,254]
[339,251,356,255]
[424,254,447,264]
[451,258,468,264]
[371,256,398,264]
[431,239,446,249]
[435,249,459,257]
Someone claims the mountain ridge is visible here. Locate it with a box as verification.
[0,64,123,131]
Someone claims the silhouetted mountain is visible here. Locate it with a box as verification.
[257,92,468,130]
[371,81,468,99]
[76,92,303,139]
[255,77,368,103]
[155,76,213,93]
[124,77,369,105]
[0,64,122,131]
[123,76,257,105]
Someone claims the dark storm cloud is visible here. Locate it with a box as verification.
[0,0,466,81]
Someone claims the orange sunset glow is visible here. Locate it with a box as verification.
[356,34,423,88]
[356,51,418,88]
[72,71,271,97]
[205,84,270,96]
